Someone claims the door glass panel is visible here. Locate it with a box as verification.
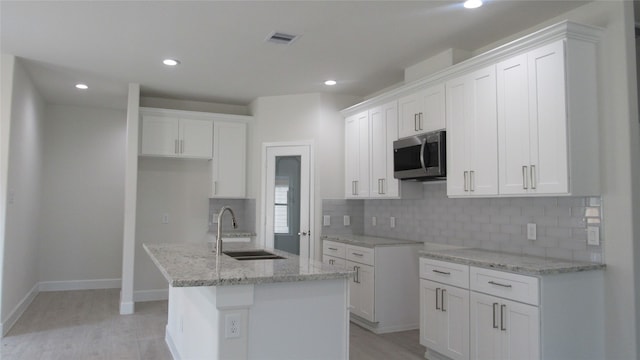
[273,156,301,254]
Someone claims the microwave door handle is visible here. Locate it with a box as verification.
[419,139,427,172]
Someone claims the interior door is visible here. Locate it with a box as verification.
[264,144,312,259]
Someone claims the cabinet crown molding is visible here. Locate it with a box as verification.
[341,20,603,117]
[140,107,253,122]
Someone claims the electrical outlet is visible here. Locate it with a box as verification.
[343,215,350,226]
[587,226,600,246]
[527,223,537,240]
[372,216,377,226]
[323,215,331,226]
[225,313,241,339]
[8,189,15,204]
[162,213,169,224]
[390,217,396,228]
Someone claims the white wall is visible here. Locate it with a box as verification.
[1,57,45,328]
[38,105,125,283]
[248,93,360,259]
[134,158,210,293]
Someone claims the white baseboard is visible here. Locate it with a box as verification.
[39,278,121,292]
[1,282,39,337]
[166,326,180,360]
[134,288,169,302]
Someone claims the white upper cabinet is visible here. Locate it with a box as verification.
[446,65,499,197]
[140,114,213,159]
[211,121,247,198]
[345,111,370,198]
[398,83,446,138]
[369,102,400,198]
[497,38,600,196]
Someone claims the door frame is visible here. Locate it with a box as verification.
[260,140,315,260]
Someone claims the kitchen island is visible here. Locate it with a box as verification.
[144,243,353,360]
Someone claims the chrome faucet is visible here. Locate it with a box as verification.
[216,206,238,256]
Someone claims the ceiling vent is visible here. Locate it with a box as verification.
[266,31,299,45]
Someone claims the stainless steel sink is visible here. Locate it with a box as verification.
[223,250,285,261]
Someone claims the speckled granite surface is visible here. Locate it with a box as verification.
[144,243,353,287]
[420,248,605,275]
[321,234,421,248]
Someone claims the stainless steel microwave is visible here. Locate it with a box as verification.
[393,130,446,181]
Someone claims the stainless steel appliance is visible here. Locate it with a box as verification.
[393,130,446,180]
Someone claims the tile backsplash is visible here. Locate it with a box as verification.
[322,182,603,263]
[209,198,256,233]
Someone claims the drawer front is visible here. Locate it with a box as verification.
[346,245,375,266]
[420,258,469,289]
[323,240,346,259]
[470,266,539,306]
[323,255,346,268]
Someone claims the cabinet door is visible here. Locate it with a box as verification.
[398,92,422,138]
[445,77,468,196]
[211,121,246,198]
[441,285,470,360]
[420,83,446,133]
[470,292,503,360]
[370,101,399,198]
[466,66,498,196]
[345,111,369,198]
[419,279,442,349]
[356,263,375,322]
[179,119,213,159]
[502,299,539,360]
[528,40,568,194]
[141,115,179,156]
[346,260,361,316]
[497,53,532,195]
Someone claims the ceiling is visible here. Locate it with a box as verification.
[1,1,590,110]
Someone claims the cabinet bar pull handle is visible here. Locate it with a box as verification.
[378,179,382,195]
[522,166,528,189]
[328,247,338,251]
[352,181,356,196]
[213,181,217,195]
[464,171,469,192]
[492,303,499,329]
[500,304,507,331]
[432,269,451,275]
[419,112,424,130]
[488,281,512,288]
[180,139,184,154]
[435,288,440,310]
[353,265,359,283]
[414,114,419,131]
[352,252,363,257]
[470,170,475,192]
[329,259,334,265]
[531,165,536,189]
[355,181,358,195]
[441,289,446,312]
[175,139,179,154]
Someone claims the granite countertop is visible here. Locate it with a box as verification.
[209,231,256,238]
[321,234,422,248]
[144,242,353,287]
[420,248,606,276]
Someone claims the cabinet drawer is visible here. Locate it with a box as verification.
[470,267,539,306]
[323,241,346,258]
[420,258,469,289]
[346,245,374,266]
[323,255,346,268]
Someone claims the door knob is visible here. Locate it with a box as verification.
[297,231,308,236]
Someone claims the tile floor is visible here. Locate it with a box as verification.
[1,289,425,360]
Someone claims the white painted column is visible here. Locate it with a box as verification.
[120,83,140,315]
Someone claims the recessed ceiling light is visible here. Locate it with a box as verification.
[464,0,483,9]
[75,83,88,90]
[324,80,337,86]
[163,59,180,66]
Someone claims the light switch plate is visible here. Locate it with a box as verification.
[162,213,169,224]
[587,226,600,246]
[343,215,350,226]
[527,223,537,240]
[372,216,377,226]
[323,215,331,226]
[390,217,396,228]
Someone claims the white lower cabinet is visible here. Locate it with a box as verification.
[420,279,469,360]
[470,292,539,360]
[323,239,420,333]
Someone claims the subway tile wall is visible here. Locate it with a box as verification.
[209,198,256,233]
[320,199,365,236]
[322,182,603,263]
